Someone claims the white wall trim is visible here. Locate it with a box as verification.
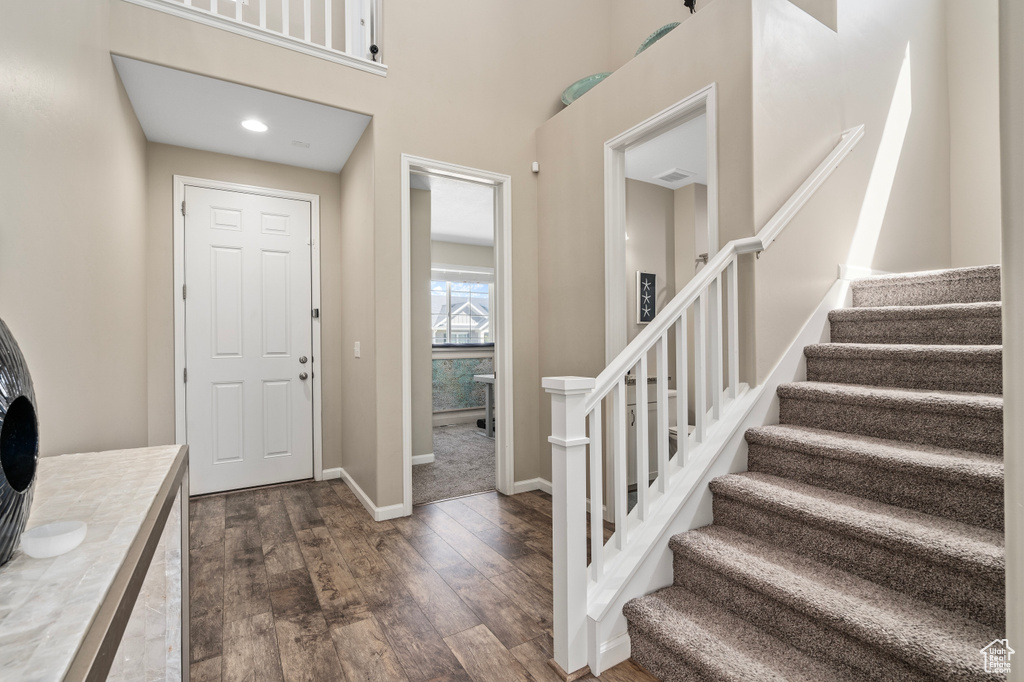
[513,478,552,495]
[321,467,342,481]
[118,0,388,77]
[838,263,892,281]
[411,453,435,465]
[592,630,631,677]
[401,155,515,517]
[173,175,324,492]
[605,83,719,365]
[338,467,406,521]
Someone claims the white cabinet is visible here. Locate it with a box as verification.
[626,387,677,486]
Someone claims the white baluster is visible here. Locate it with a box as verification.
[543,376,594,679]
[589,404,603,581]
[656,335,669,493]
[282,0,290,35]
[260,0,266,28]
[612,377,627,549]
[728,257,739,400]
[184,0,192,6]
[636,356,649,520]
[303,0,311,41]
[210,0,218,14]
[236,0,242,22]
[675,316,689,465]
[694,292,707,443]
[324,0,332,49]
[710,274,723,420]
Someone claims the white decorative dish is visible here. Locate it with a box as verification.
[20,520,87,558]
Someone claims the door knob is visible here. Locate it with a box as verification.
[299,356,308,364]
[299,372,309,381]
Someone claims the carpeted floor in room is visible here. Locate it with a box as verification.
[413,423,495,504]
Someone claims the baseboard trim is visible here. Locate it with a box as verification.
[838,263,892,280]
[412,453,435,466]
[338,467,406,521]
[321,467,342,481]
[594,631,631,676]
[513,477,552,495]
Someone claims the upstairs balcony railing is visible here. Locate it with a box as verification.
[122,0,386,76]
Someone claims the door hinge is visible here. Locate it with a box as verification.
[311,308,320,319]
[182,284,187,300]
[181,200,186,217]
[183,368,188,383]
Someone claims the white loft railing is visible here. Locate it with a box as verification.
[543,124,865,677]
[121,0,386,76]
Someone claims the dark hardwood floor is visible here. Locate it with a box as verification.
[188,479,655,682]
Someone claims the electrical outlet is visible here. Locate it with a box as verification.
[354,341,360,358]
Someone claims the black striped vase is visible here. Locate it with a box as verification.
[0,318,38,566]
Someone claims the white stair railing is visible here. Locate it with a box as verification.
[544,124,864,677]
[120,0,385,75]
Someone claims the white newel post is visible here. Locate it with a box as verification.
[543,376,595,678]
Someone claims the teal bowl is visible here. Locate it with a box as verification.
[561,72,612,106]
[635,22,680,57]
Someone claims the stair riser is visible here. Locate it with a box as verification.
[746,443,1004,531]
[852,275,1001,308]
[671,555,935,682]
[779,396,1003,456]
[829,318,1002,345]
[805,357,1002,394]
[711,496,1005,628]
[627,628,709,682]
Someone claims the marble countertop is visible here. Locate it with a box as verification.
[0,445,186,682]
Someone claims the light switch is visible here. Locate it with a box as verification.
[354,341,361,358]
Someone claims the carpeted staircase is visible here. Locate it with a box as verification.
[623,265,1005,682]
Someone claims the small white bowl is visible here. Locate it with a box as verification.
[20,521,87,559]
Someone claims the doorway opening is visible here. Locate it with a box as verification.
[401,156,514,513]
[604,84,718,518]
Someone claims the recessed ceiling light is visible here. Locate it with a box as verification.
[241,119,268,132]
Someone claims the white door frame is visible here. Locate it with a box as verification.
[400,155,514,515]
[604,82,720,363]
[173,175,324,488]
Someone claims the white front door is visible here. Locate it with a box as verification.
[184,185,314,495]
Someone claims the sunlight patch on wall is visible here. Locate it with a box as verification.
[846,43,913,271]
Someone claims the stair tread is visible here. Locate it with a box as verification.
[852,264,1000,287]
[669,526,1002,681]
[778,381,1002,417]
[828,301,1001,322]
[710,472,1004,577]
[745,425,1003,491]
[852,264,1000,286]
[625,586,868,682]
[804,343,1002,361]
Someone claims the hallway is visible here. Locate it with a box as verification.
[188,480,654,681]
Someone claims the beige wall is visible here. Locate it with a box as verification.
[0,0,149,456]
[410,190,433,458]
[1000,0,1024,648]
[431,241,494,270]
[144,143,345,471]
[625,180,675,345]
[948,0,1002,267]
[751,0,956,380]
[337,123,378,496]
[787,0,837,31]
[108,0,617,506]
[607,0,722,70]
[536,0,755,481]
